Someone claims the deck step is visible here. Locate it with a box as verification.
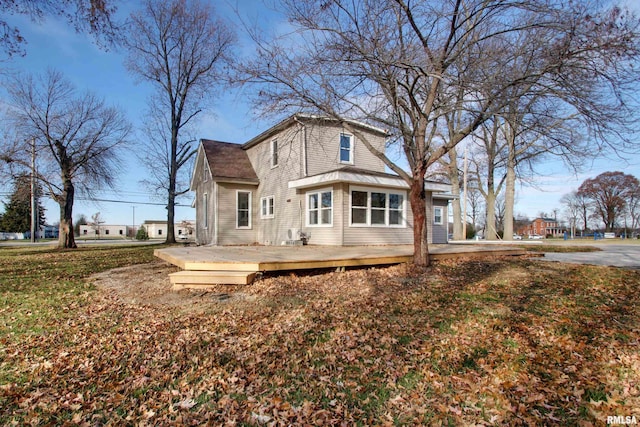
[170,270,257,289]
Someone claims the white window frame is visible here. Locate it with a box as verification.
[270,139,278,168]
[202,156,209,182]
[306,187,333,227]
[433,206,443,225]
[260,195,275,219]
[236,190,252,229]
[203,193,209,229]
[339,133,353,164]
[348,186,406,228]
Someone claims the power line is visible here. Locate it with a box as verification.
[76,197,191,207]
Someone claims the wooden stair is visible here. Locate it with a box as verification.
[170,270,257,290]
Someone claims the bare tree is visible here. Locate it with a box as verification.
[577,171,640,231]
[0,0,119,58]
[4,69,130,248]
[240,0,634,265]
[124,0,235,244]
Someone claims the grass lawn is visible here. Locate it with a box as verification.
[1,245,639,425]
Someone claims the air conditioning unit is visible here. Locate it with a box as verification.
[287,228,300,240]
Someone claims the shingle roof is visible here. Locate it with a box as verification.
[201,139,259,183]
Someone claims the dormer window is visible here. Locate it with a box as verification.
[340,133,353,164]
[271,139,278,168]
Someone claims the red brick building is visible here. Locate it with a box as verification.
[519,217,563,237]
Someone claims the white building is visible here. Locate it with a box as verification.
[142,220,195,239]
[79,224,131,238]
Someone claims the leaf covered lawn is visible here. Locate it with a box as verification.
[1,246,639,425]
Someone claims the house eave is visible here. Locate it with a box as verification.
[289,170,408,190]
[212,177,260,186]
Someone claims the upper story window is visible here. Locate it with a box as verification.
[237,191,252,229]
[271,139,278,168]
[202,156,209,182]
[307,188,333,227]
[339,133,353,164]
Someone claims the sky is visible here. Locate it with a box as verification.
[0,0,639,228]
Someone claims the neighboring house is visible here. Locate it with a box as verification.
[191,114,453,246]
[520,217,563,237]
[142,220,195,239]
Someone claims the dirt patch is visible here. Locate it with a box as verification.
[89,261,256,311]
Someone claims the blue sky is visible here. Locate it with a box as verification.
[0,0,639,227]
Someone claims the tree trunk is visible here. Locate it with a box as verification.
[485,190,497,240]
[58,178,77,249]
[409,177,429,266]
[166,128,178,244]
[446,147,464,240]
[503,123,516,241]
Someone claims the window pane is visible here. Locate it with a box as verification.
[309,193,318,210]
[371,192,386,208]
[261,198,267,215]
[321,208,331,224]
[371,209,385,224]
[389,210,401,225]
[238,211,249,227]
[389,194,402,209]
[268,197,274,214]
[309,210,318,225]
[238,192,249,209]
[321,192,332,208]
[352,191,367,207]
[352,208,367,224]
[340,134,350,149]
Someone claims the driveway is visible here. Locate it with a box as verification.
[539,243,640,269]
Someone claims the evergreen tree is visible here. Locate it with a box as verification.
[0,173,46,233]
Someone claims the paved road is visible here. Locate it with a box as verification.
[539,244,640,269]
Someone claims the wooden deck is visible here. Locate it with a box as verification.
[155,244,525,289]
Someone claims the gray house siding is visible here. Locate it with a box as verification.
[431,199,449,244]
[193,150,216,245]
[216,183,258,245]
[305,122,386,176]
[246,122,305,245]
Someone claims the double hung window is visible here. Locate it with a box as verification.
[307,189,333,226]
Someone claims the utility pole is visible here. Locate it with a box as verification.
[132,206,136,239]
[30,138,37,243]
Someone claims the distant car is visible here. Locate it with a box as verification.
[528,234,544,240]
[178,234,189,240]
[513,234,523,240]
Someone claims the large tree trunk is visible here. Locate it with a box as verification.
[166,128,178,244]
[58,178,76,249]
[503,123,517,241]
[409,177,429,266]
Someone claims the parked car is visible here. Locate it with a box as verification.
[178,234,189,240]
[528,234,544,240]
[513,234,523,240]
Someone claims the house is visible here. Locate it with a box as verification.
[141,220,195,239]
[190,114,453,246]
[520,217,563,237]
